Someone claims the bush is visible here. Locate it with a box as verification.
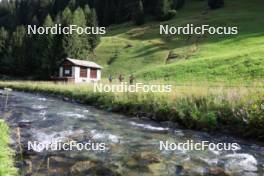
[208,0,224,9]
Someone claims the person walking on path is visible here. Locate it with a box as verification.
[118,74,124,83]
[108,75,113,83]
[129,74,135,85]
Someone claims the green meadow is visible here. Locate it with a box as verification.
[95,0,264,85]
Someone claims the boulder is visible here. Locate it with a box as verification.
[223,153,258,174]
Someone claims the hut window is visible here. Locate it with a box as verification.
[80,67,87,78]
[90,69,97,78]
[63,67,72,77]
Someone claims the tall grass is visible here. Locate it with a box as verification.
[0,81,263,140]
[0,120,17,176]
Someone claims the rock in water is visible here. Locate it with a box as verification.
[208,167,227,176]
[71,160,121,176]
[223,153,258,174]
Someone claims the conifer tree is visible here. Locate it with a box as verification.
[83,4,91,22]
[155,0,176,20]
[172,0,185,10]
[0,27,8,54]
[62,7,89,59]
[89,8,100,53]
[208,0,224,9]
[61,7,72,25]
[0,27,9,74]
[37,14,55,78]
[68,0,76,11]
[61,7,74,58]
[10,26,27,75]
[84,5,99,54]
[134,0,145,25]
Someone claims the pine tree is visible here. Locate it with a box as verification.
[10,26,27,75]
[62,7,89,59]
[72,7,86,26]
[61,7,72,25]
[156,0,176,20]
[60,7,73,58]
[208,0,224,9]
[134,0,145,25]
[0,27,8,54]
[84,4,92,23]
[172,0,185,10]
[68,0,76,11]
[0,27,9,74]
[101,0,113,26]
[89,8,99,53]
[37,14,55,78]
[37,0,52,23]
[52,0,70,17]
[31,15,39,25]
[84,5,99,54]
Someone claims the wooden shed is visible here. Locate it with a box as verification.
[59,58,102,83]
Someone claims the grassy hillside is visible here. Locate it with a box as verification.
[95,0,264,85]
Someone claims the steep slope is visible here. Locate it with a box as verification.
[95,0,264,85]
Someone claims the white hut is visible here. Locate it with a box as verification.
[59,58,102,83]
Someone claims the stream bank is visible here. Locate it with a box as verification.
[0,81,263,141]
